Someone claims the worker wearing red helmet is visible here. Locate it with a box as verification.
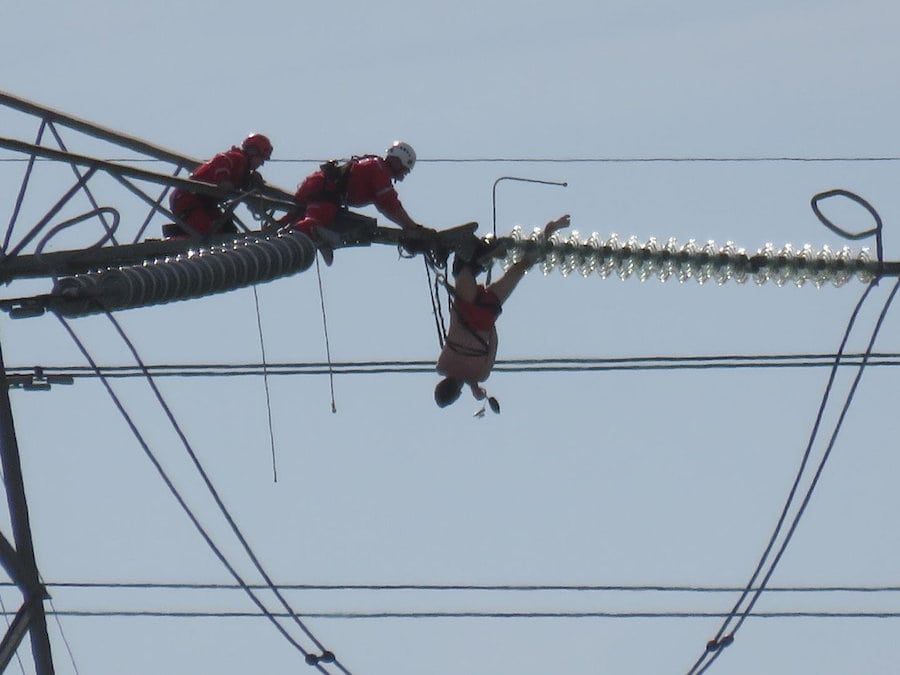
[286,141,427,264]
[166,133,273,238]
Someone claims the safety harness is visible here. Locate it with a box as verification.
[315,154,381,206]
[432,266,502,358]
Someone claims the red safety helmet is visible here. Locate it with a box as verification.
[242,133,273,160]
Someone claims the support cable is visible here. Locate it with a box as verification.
[685,189,892,673]
[251,286,279,483]
[45,596,80,675]
[690,278,900,674]
[56,315,341,673]
[314,257,337,413]
[99,309,346,672]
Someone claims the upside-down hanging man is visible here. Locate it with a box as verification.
[434,215,571,412]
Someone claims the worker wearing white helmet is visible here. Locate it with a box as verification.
[286,140,427,264]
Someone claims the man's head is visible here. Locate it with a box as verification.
[385,141,416,181]
[242,133,273,169]
[434,377,464,408]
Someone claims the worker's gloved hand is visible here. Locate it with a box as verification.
[408,223,437,236]
[248,171,266,189]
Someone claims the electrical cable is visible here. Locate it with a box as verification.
[24,609,900,620]
[29,581,900,593]
[56,315,338,674]
[100,309,348,673]
[689,278,900,675]
[6,155,900,164]
[10,352,900,382]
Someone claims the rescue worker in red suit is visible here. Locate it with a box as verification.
[166,133,273,238]
[434,215,571,410]
[287,141,427,265]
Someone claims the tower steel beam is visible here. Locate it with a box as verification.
[0,601,36,673]
[0,90,295,202]
[0,337,53,674]
[0,89,201,169]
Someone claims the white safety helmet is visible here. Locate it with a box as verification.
[386,141,416,171]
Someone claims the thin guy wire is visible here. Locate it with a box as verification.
[251,286,279,483]
[6,155,900,164]
[314,255,337,413]
[46,595,81,675]
[55,315,332,674]
[100,310,347,673]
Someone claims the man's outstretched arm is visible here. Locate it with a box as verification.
[487,214,570,303]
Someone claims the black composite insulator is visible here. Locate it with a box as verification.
[50,230,316,317]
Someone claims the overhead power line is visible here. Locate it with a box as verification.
[30,609,900,620]
[4,155,900,164]
[28,581,900,594]
[8,352,900,384]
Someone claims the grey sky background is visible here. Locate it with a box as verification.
[2,1,900,673]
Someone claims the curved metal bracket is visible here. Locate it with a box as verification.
[811,189,884,263]
[490,176,567,282]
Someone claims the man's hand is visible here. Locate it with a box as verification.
[543,214,570,238]
[522,214,571,266]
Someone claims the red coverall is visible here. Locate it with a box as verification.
[290,156,406,235]
[168,147,253,236]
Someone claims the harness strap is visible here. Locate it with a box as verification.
[439,279,500,357]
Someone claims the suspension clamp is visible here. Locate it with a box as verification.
[7,367,73,391]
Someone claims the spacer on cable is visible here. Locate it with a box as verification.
[305,651,335,666]
[705,634,735,653]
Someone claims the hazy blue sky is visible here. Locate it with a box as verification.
[2,1,900,673]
